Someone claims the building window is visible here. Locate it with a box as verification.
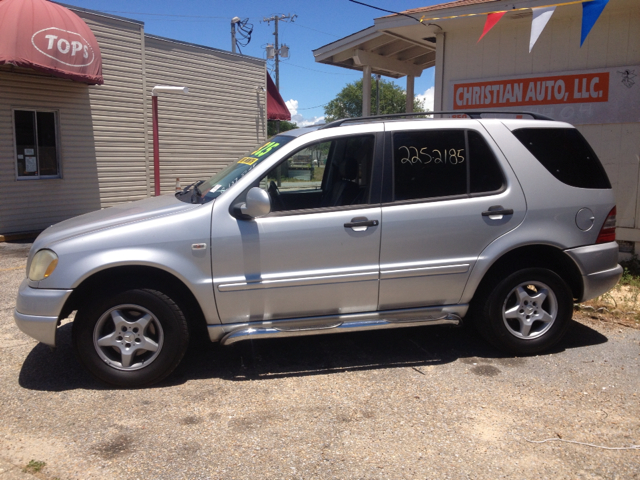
[14,110,60,179]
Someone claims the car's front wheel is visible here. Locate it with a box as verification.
[476,268,573,355]
[73,288,189,387]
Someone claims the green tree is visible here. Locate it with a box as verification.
[324,77,425,122]
[268,120,297,137]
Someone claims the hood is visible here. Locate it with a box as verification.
[31,195,199,252]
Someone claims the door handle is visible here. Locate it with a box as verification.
[344,219,379,228]
[482,208,514,217]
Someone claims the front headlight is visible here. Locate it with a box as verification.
[28,249,59,281]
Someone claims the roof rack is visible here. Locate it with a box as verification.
[319,110,554,129]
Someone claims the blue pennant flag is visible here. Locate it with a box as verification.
[581,0,609,46]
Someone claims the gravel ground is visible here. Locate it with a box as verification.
[1,241,639,479]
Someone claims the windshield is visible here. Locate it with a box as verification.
[176,136,294,204]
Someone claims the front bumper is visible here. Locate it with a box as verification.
[14,278,72,347]
[565,242,623,302]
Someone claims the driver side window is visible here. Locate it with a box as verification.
[261,135,375,213]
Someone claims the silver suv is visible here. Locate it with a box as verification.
[14,113,622,387]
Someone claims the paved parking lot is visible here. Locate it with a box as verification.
[1,241,639,479]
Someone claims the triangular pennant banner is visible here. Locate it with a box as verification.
[581,0,609,46]
[477,11,506,43]
[529,6,556,52]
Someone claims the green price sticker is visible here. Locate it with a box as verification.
[251,142,280,157]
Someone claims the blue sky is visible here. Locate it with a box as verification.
[60,0,443,125]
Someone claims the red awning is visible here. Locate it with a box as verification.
[267,73,291,121]
[0,0,103,85]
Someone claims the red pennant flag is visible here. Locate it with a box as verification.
[478,11,506,43]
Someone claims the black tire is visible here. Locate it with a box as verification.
[475,268,573,355]
[73,288,189,388]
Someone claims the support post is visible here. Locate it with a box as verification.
[151,86,188,196]
[376,74,381,115]
[152,95,160,196]
[434,32,446,114]
[406,75,415,113]
[362,65,372,117]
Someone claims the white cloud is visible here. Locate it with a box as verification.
[416,86,435,111]
[285,99,325,127]
[285,99,298,116]
[294,115,325,127]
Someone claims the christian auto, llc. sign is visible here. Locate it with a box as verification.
[449,65,639,125]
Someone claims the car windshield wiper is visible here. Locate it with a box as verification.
[177,180,204,196]
[194,180,205,196]
[190,180,205,204]
[175,180,206,204]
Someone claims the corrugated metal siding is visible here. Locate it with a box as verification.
[144,36,267,193]
[0,9,267,234]
[0,68,104,233]
[441,0,640,229]
[79,12,148,207]
[0,12,147,234]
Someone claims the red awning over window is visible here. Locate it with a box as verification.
[0,0,103,85]
[267,73,291,121]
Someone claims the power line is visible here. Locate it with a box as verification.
[297,103,329,110]
[98,10,228,19]
[75,9,342,37]
[348,0,428,27]
[282,62,357,76]
[128,19,214,23]
[287,22,341,38]
[232,17,253,54]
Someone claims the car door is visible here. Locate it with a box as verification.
[211,130,384,324]
[378,121,527,310]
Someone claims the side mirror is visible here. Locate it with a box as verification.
[233,187,271,219]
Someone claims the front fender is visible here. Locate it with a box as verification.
[33,203,220,325]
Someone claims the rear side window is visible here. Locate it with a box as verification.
[512,128,611,189]
[392,129,504,202]
[469,130,504,194]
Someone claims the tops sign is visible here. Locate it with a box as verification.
[31,27,96,68]
[0,0,103,84]
[449,66,639,125]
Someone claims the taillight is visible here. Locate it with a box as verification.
[596,206,616,244]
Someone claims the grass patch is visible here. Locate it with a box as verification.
[619,255,640,287]
[23,460,46,473]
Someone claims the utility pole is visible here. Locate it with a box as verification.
[231,17,240,53]
[230,17,253,55]
[263,14,296,90]
[263,14,294,182]
[263,14,295,135]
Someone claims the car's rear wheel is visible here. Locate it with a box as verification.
[476,268,573,354]
[73,288,189,387]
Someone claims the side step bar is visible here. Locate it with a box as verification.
[207,305,467,346]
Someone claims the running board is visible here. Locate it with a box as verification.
[207,305,467,346]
